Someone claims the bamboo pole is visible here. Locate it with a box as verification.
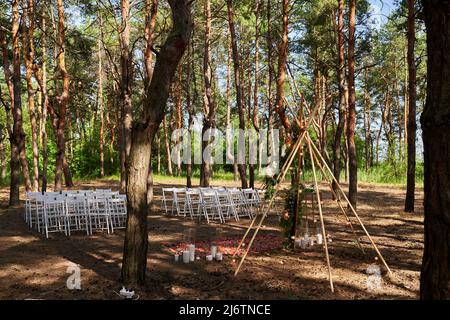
[284,90,366,255]
[306,136,334,292]
[293,142,303,238]
[286,63,311,116]
[234,134,303,276]
[309,144,366,254]
[307,132,392,274]
[232,135,303,257]
[259,128,301,191]
[285,87,367,255]
[233,79,323,273]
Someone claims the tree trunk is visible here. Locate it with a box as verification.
[225,28,237,182]
[227,0,247,189]
[144,0,158,91]
[0,23,20,205]
[0,127,5,182]
[122,124,151,285]
[52,0,70,191]
[162,115,173,175]
[63,158,74,187]
[363,69,372,171]
[12,0,32,193]
[157,131,161,174]
[405,0,417,213]
[39,2,49,192]
[175,66,182,176]
[249,0,261,189]
[404,48,409,157]
[200,0,215,187]
[332,0,347,197]
[186,45,193,188]
[120,0,133,193]
[394,76,403,162]
[418,0,450,300]
[266,0,274,175]
[23,0,39,191]
[347,0,357,209]
[375,99,386,165]
[419,0,450,300]
[122,0,192,286]
[98,16,105,178]
[144,0,158,207]
[275,0,291,146]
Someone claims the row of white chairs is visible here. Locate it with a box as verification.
[25,189,127,238]
[161,187,265,224]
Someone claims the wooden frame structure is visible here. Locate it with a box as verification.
[232,67,392,293]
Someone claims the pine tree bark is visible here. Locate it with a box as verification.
[249,0,261,189]
[120,0,133,193]
[144,0,158,207]
[266,0,274,174]
[37,2,49,192]
[332,0,347,197]
[186,45,193,188]
[121,0,192,286]
[347,0,357,209]
[12,0,32,193]
[200,0,215,187]
[419,0,450,300]
[0,126,5,182]
[405,0,417,212]
[363,69,372,171]
[162,115,173,175]
[157,131,161,174]
[144,0,158,91]
[52,0,70,191]
[0,25,21,205]
[275,0,291,146]
[175,66,182,176]
[225,28,237,181]
[23,0,39,191]
[98,15,105,178]
[227,0,248,189]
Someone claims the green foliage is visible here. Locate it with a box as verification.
[359,161,424,186]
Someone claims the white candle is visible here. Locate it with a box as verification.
[174,254,180,262]
[211,245,217,258]
[188,244,195,262]
[206,254,213,261]
[215,252,223,261]
[182,251,190,263]
[300,239,307,249]
[317,234,323,245]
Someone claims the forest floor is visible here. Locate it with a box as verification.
[0,178,423,300]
